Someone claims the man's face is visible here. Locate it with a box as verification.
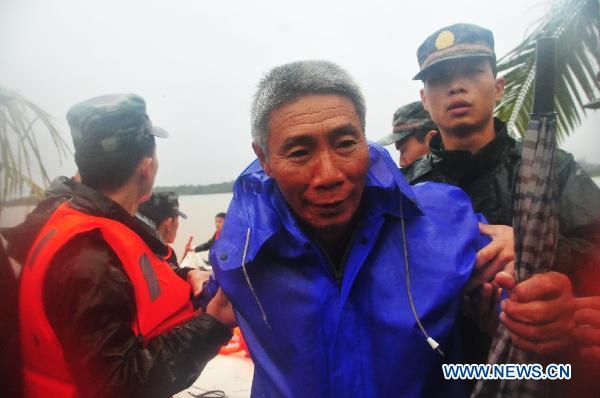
[215,216,224,231]
[420,58,504,137]
[395,135,430,168]
[159,215,179,244]
[257,94,369,234]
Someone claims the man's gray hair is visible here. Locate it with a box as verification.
[251,60,366,155]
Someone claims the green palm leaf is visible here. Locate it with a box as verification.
[0,87,71,208]
[496,0,600,140]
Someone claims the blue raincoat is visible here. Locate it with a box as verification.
[211,144,489,397]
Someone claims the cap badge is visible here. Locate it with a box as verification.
[435,30,455,50]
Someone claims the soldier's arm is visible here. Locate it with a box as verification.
[554,151,600,296]
[43,230,232,398]
[194,234,215,252]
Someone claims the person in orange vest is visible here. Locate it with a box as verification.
[17,94,236,398]
[138,191,210,301]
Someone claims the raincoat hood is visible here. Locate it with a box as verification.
[214,144,423,271]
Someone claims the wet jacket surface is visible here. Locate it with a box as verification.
[405,119,600,295]
[211,145,489,397]
[8,178,231,398]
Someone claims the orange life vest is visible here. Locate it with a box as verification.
[20,203,194,398]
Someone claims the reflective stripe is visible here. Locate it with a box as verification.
[139,253,161,301]
[27,229,57,269]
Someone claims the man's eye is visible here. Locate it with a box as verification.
[288,149,308,158]
[427,73,447,85]
[337,139,357,149]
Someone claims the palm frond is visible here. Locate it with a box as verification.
[0,87,71,208]
[496,0,600,140]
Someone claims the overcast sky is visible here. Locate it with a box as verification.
[2,0,599,187]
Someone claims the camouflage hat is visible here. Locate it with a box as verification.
[138,191,187,227]
[66,93,168,155]
[377,101,437,146]
[414,23,495,80]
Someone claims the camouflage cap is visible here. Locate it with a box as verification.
[66,93,168,155]
[377,101,437,146]
[138,191,187,227]
[414,23,495,80]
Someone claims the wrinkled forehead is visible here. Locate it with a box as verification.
[269,94,362,134]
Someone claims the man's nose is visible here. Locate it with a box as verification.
[313,149,344,189]
[399,158,407,168]
[448,72,467,94]
[448,77,467,95]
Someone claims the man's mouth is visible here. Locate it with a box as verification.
[314,199,345,209]
[447,100,472,115]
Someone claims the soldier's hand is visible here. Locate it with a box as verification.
[206,288,237,329]
[187,269,211,297]
[497,271,575,356]
[475,282,502,336]
[466,223,515,292]
[573,296,600,363]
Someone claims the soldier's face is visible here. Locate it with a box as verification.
[420,58,504,137]
[160,215,179,244]
[395,135,431,168]
[255,94,369,235]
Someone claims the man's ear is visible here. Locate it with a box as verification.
[494,76,506,102]
[420,89,429,112]
[138,156,154,180]
[252,143,272,175]
[425,130,437,145]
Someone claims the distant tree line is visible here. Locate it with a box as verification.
[578,159,600,177]
[153,180,234,196]
[3,162,599,207]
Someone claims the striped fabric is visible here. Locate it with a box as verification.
[472,115,559,398]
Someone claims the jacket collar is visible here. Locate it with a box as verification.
[429,118,515,183]
[216,144,422,270]
[68,180,167,254]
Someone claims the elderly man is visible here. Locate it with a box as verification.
[209,60,505,397]
[14,94,235,398]
[377,101,437,168]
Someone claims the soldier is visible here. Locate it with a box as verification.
[411,23,600,394]
[138,192,209,299]
[377,101,437,168]
[138,192,188,266]
[16,94,235,397]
